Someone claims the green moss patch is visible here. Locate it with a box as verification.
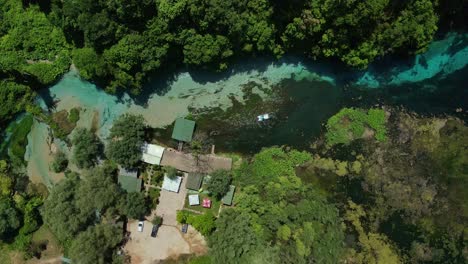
[325,108,387,146]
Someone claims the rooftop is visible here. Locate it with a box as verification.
[141,143,165,165]
[186,173,204,190]
[118,175,142,193]
[188,194,200,206]
[119,167,138,178]
[161,174,182,193]
[172,118,195,142]
[222,185,236,205]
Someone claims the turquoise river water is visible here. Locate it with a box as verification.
[3,32,467,187]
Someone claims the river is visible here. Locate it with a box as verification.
[19,32,468,186]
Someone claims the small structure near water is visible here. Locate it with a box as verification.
[141,143,165,165]
[172,118,195,142]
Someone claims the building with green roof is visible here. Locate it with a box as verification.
[172,118,195,142]
[222,185,236,205]
[186,173,204,190]
[118,175,142,193]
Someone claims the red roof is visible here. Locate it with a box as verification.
[202,198,211,208]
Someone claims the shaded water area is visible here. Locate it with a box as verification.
[15,32,468,184]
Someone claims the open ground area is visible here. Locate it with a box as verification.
[125,175,207,263]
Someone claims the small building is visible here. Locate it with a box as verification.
[141,143,165,165]
[161,174,182,193]
[186,173,204,190]
[172,118,195,142]
[221,185,236,205]
[119,167,138,178]
[188,194,200,206]
[118,175,143,193]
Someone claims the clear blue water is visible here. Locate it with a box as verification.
[18,32,468,174]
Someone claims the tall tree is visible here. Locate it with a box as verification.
[69,224,122,264]
[206,169,232,199]
[0,198,20,239]
[106,114,146,168]
[41,173,92,244]
[72,128,102,169]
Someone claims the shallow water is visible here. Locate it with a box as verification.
[22,32,468,184]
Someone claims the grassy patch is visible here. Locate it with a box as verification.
[185,192,221,216]
[29,226,62,262]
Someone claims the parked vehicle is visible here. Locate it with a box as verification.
[151,225,159,237]
[137,221,144,232]
[182,223,188,234]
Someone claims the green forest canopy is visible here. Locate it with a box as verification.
[1,0,446,101]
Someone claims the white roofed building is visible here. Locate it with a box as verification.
[141,143,165,165]
[161,175,182,193]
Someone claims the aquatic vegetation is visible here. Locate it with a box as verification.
[50,151,68,173]
[7,115,33,163]
[325,108,387,146]
[48,108,80,139]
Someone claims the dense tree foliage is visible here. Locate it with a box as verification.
[0,198,21,238]
[41,173,92,244]
[106,114,146,168]
[209,208,259,263]
[69,224,122,264]
[0,0,450,130]
[0,0,442,98]
[119,192,148,220]
[210,147,344,264]
[0,82,35,127]
[72,128,102,169]
[206,169,232,199]
[301,110,468,263]
[50,151,68,173]
[42,165,148,258]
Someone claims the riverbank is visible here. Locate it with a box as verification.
[4,32,462,187]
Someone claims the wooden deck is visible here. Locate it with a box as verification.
[160,148,232,173]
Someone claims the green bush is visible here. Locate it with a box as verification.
[177,210,190,224]
[9,115,33,162]
[68,108,80,124]
[152,216,162,226]
[187,213,216,236]
[206,170,232,199]
[325,108,387,146]
[51,151,68,173]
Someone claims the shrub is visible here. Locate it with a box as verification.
[164,166,178,180]
[72,128,102,169]
[176,210,190,224]
[51,151,68,173]
[68,108,80,123]
[187,213,216,236]
[325,108,387,146]
[206,170,232,199]
[152,216,162,226]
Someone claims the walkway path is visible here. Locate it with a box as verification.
[160,148,232,173]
